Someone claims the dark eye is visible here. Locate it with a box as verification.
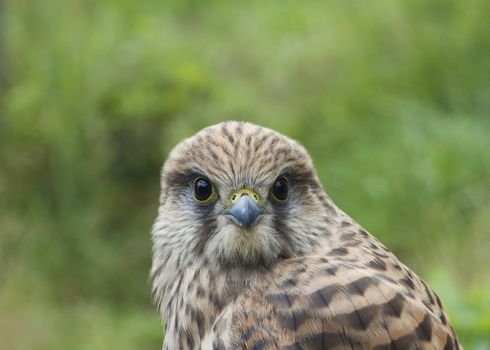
[271,177,288,201]
[193,178,214,202]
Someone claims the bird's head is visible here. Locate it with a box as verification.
[152,121,337,271]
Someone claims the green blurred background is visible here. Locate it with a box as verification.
[1,0,489,349]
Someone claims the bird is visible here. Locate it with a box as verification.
[150,121,461,350]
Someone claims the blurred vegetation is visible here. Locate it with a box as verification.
[1,0,489,348]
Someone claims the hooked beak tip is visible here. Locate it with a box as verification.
[225,195,263,229]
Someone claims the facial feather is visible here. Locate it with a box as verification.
[153,121,334,271]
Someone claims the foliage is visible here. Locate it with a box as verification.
[1,0,489,348]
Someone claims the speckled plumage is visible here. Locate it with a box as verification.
[151,121,461,350]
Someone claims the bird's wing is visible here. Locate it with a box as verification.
[202,253,460,350]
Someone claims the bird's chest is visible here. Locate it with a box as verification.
[162,268,249,350]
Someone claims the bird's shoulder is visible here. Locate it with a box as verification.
[203,222,460,350]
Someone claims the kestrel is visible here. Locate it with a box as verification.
[151,121,461,349]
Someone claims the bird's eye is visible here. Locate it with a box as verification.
[193,178,215,203]
[271,177,288,201]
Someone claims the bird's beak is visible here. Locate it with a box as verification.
[225,189,263,230]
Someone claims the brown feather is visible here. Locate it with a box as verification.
[151,121,462,350]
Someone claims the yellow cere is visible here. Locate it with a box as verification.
[228,188,260,206]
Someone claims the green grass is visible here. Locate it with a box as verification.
[1,0,489,348]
